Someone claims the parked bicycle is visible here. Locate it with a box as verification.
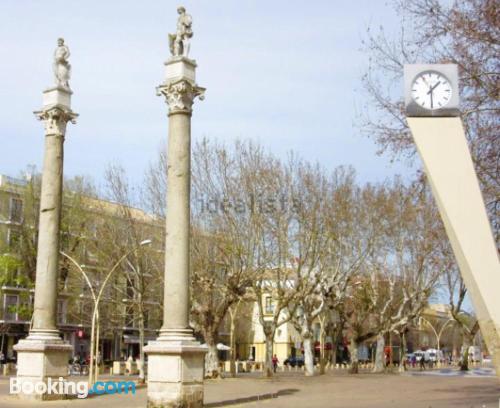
[68,362,89,376]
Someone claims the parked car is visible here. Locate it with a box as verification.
[413,350,424,362]
[468,346,482,363]
[426,348,444,363]
[284,355,305,367]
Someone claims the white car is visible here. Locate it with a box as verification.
[413,350,424,362]
[426,348,444,362]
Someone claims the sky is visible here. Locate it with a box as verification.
[0,0,415,188]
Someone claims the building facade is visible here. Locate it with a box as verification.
[0,174,164,363]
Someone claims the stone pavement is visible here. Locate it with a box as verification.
[0,370,498,408]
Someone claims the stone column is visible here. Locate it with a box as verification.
[14,86,76,400]
[144,57,207,408]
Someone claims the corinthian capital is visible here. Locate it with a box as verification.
[157,79,205,114]
[34,107,78,136]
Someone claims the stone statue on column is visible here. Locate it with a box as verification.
[53,38,71,90]
[145,6,206,408]
[168,6,193,58]
[14,39,76,401]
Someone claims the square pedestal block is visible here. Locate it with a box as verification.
[164,57,196,84]
[13,338,73,401]
[42,86,72,109]
[145,340,207,408]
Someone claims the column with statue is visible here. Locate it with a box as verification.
[14,38,76,400]
[144,6,207,408]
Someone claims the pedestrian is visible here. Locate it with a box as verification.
[419,355,426,371]
[272,354,279,373]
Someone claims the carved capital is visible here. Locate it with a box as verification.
[34,107,78,136]
[157,80,205,114]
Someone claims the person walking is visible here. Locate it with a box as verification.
[272,354,279,373]
[419,355,426,371]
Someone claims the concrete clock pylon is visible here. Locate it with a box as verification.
[406,109,500,377]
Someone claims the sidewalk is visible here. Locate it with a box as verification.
[0,370,498,408]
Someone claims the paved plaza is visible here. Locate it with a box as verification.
[0,369,498,408]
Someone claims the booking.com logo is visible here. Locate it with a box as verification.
[10,377,136,399]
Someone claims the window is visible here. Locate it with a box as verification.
[314,323,321,341]
[125,307,136,328]
[9,198,23,223]
[60,267,69,291]
[57,299,67,324]
[4,294,19,321]
[7,228,21,250]
[265,296,274,314]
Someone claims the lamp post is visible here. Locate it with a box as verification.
[60,239,151,385]
[420,316,454,368]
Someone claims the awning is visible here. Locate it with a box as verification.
[201,343,231,350]
[217,343,231,351]
[123,334,157,344]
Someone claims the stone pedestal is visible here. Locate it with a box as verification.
[14,338,73,400]
[145,56,206,407]
[14,86,77,400]
[146,339,207,407]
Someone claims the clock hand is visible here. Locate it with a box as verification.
[427,81,441,94]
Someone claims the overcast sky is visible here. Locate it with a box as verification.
[0,0,414,187]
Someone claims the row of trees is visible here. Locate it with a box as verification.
[359,0,498,371]
[2,136,481,377]
[144,139,472,377]
[2,0,493,380]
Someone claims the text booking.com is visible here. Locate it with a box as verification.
[10,377,136,399]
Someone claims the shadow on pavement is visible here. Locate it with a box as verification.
[205,388,299,407]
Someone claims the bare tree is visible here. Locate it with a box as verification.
[94,165,163,383]
[359,0,499,241]
[444,261,480,370]
[369,180,442,373]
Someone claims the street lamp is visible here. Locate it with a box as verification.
[420,316,455,368]
[60,238,152,385]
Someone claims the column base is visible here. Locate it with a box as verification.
[13,335,73,401]
[144,335,207,408]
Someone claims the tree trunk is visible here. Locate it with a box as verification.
[264,332,274,377]
[330,324,340,369]
[331,347,337,368]
[460,337,471,371]
[229,302,240,378]
[205,337,220,378]
[349,337,359,374]
[319,325,326,375]
[303,335,315,376]
[373,333,385,373]
[399,331,407,373]
[138,311,145,383]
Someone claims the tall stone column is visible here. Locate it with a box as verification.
[144,7,207,408]
[14,39,76,400]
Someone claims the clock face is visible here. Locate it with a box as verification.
[411,71,453,110]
